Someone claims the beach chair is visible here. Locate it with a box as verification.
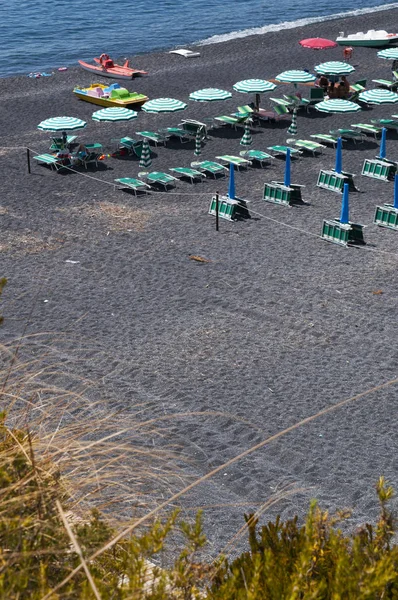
[169,167,206,182]
[308,87,325,106]
[179,119,210,138]
[330,129,364,143]
[143,171,178,190]
[351,123,382,139]
[267,145,302,158]
[237,105,254,115]
[371,118,398,131]
[159,127,192,143]
[290,139,326,155]
[49,135,77,151]
[33,153,71,171]
[213,114,248,129]
[239,149,273,167]
[135,131,167,146]
[350,79,367,92]
[215,155,252,170]
[254,105,290,123]
[116,137,143,156]
[79,143,103,169]
[114,178,151,195]
[283,94,311,111]
[191,160,227,178]
[310,133,341,147]
[372,78,398,91]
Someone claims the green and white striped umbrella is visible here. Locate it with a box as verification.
[189,88,232,102]
[287,108,298,135]
[233,79,276,93]
[92,107,138,121]
[194,130,202,156]
[142,98,187,113]
[358,88,398,104]
[37,116,87,132]
[314,61,355,76]
[377,48,398,60]
[139,138,152,168]
[275,70,316,85]
[315,99,361,113]
[240,121,253,146]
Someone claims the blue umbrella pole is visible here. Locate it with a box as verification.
[394,175,398,210]
[284,148,291,187]
[340,183,349,224]
[335,137,342,174]
[380,127,387,160]
[228,163,235,199]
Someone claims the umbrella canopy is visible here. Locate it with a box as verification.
[314,61,355,76]
[275,70,316,85]
[37,116,87,132]
[299,38,337,49]
[377,48,398,60]
[358,89,398,105]
[139,138,152,168]
[142,98,187,113]
[287,108,298,135]
[315,99,361,113]
[233,79,276,93]
[92,107,138,121]
[240,121,253,146]
[189,88,232,102]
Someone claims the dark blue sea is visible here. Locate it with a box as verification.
[1,0,397,78]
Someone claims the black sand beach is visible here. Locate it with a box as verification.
[2,7,398,556]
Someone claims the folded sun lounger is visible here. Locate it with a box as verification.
[239,149,273,167]
[191,160,228,178]
[169,167,206,182]
[114,178,151,195]
[215,155,252,169]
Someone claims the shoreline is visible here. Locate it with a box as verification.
[1,3,398,80]
[2,5,398,555]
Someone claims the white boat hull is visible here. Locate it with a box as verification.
[336,30,398,47]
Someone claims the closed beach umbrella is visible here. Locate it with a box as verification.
[141,98,187,113]
[335,137,343,174]
[287,108,298,135]
[284,148,291,187]
[358,89,398,105]
[299,38,337,49]
[37,116,87,132]
[240,121,253,146]
[315,99,361,113]
[314,61,355,77]
[194,130,202,156]
[377,48,398,60]
[233,79,276,109]
[340,183,350,225]
[228,163,235,199]
[139,138,152,168]
[380,127,387,159]
[275,70,316,88]
[189,88,232,102]
[92,107,138,121]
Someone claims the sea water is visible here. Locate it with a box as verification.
[0,0,397,78]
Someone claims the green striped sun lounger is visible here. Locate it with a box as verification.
[371,119,398,131]
[372,78,398,91]
[215,155,252,169]
[33,153,71,171]
[135,131,167,146]
[213,115,247,129]
[114,178,151,195]
[49,135,77,151]
[267,145,302,158]
[310,134,340,147]
[351,123,382,139]
[159,127,192,142]
[191,161,228,178]
[330,129,364,143]
[143,171,178,190]
[169,167,206,182]
[239,150,273,167]
[290,139,326,155]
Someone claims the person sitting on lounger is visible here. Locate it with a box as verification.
[70,144,87,165]
[340,76,350,95]
[316,75,329,93]
[336,81,348,99]
[327,81,337,99]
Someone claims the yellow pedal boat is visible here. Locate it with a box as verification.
[73,83,148,108]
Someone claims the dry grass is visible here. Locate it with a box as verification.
[0,232,65,254]
[63,201,151,233]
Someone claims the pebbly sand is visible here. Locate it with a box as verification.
[2,7,398,556]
